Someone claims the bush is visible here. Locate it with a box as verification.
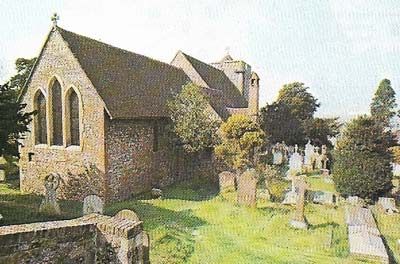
[390,146,400,164]
[333,116,394,201]
[268,179,290,202]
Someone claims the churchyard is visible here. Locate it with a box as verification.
[1,169,399,263]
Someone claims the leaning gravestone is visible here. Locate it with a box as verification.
[83,195,104,215]
[219,171,236,193]
[237,169,257,207]
[39,173,61,215]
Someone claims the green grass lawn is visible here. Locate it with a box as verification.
[0,176,395,263]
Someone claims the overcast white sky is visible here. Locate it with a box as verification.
[1,0,400,119]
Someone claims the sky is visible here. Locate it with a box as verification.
[1,0,400,119]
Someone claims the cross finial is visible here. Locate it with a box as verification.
[51,13,59,27]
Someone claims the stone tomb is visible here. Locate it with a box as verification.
[237,169,257,207]
[219,171,236,193]
[83,195,104,215]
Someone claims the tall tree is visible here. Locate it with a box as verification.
[0,83,34,156]
[8,57,36,91]
[277,82,320,121]
[303,117,341,146]
[333,115,394,201]
[167,82,220,153]
[260,102,306,146]
[370,79,397,126]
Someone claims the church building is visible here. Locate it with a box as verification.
[19,24,260,201]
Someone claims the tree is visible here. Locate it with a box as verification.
[0,83,34,156]
[167,82,220,153]
[277,82,320,121]
[303,117,341,146]
[215,114,266,171]
[8,57,36,91]
[260,102,306,146]
[332,115,394,201]
[370,79,397,126]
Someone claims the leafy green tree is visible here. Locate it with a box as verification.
[303,117,341,146]
[277,82,320,121]
[370,79,397,126]
[259,102,306,146]
[0,83,34,156]
[167,82,220,153]
[333,115,394,201]
[215,114,266,171]
[8,57,36,91]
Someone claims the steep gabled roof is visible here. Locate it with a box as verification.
[170,51,248,119]
[57,27,190,119]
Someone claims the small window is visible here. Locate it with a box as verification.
[50,79,63,146]
[67,89,80,146]
[34,90,47,144]
[28,152,34,162]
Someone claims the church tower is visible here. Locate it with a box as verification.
[211,54,260,118]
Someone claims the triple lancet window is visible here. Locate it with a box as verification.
[34,77,81,147]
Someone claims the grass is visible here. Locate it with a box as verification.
[0,176,393,263]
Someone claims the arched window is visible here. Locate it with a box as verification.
[50,79,63,145]
[67,89,80,146]
[34,90,47,144]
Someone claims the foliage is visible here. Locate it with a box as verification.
[333,115,395,201]
[215,114,266,170]
[7,57,36,91]
[0,83,34,156]
[268,179,290,202]
[370,79,397,126]
[303,117,342,146]
[276,82,320,121]
[260,101,306,146]
[167,82,220,153]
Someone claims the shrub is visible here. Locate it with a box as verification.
[333,115,394,201]
[268,179,290,202]
[390,146,400,164]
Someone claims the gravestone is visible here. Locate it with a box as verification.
[290,175,309,229]
[320,145,329,170]
[313,191,336,205]
[151,188,163,198]
[143,232,150,264]
[287,145,303,177]
[347,196,364,206]
[303,140,314,171]
[218,171,236,193]
[39,173,61,215]
[83,195,104,215]
[237,169,257,207]
[0,170,5,182]
[272,150,283,165]
[377,197,399,214]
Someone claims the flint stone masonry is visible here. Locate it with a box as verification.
[0,210,148,264]
[345,206,389,263]
[219,171,236,193]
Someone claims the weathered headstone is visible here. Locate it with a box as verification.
[151,188,163,198]
[0,170,5,182]
[237,169,257,207]
[218,171,236,193]
[287,145,303,177]
[39,173,61,215]
[313,191,336,205]
[303,140,314,171]
[377,197,399,214]
[320,145,329,170]
[83,195,104,215]
[290,175,309,229]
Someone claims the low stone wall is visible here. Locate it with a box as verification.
[0,210,149,264]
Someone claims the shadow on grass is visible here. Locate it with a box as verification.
[0,182,82,226]
[309,221,339,230]
[106,200,208,263]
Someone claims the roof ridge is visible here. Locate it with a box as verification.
[57,26,182,70]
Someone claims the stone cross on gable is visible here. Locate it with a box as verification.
[51,13,59,27]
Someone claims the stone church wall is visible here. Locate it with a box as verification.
[19,29,107,200]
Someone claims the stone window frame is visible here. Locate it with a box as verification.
[32,88,48,146]
[64,86,83,150]
[33,75,83,152]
